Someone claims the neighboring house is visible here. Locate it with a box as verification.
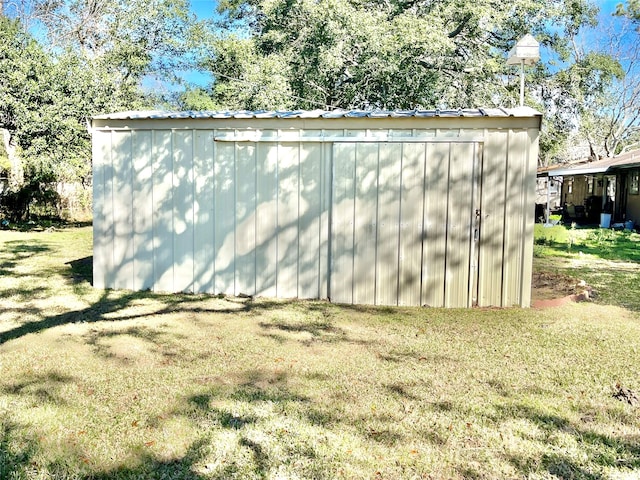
[535,165,563,221]
[537,149,640,226]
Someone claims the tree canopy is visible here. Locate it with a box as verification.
[2,0,640,220]
[201,0,599,111]
[0,0,201,219]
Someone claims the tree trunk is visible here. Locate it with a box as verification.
[1,128,24,192]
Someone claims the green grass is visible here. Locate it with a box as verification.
[2,226,640,479]
[534,224,640,310]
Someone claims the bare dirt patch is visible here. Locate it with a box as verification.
[531,271,592,308]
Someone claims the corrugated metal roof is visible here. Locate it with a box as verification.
[93,107,541,121]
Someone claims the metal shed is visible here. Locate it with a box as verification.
[91,108,541,308]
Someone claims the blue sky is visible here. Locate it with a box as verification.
[190,0,218,20]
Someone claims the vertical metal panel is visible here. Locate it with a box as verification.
[444,142,474,308]
[298,143,323,299]
[235,143,257,296]
[255,143,278,297]
[478,130,508,307]
[92,130,110,289]
[277,144,300,297]
[152,130,174,292]
[330,143,356,304]
[520,129,539,307]
[421,143,449,307]
[172,130,195,293]
[353,143,378,305]
[468,143,482,307]
[398,143,426,306]
[111,130,134,290]
[502,130,528,306]
[131,131,154,291]
[213,141,236,294]
[193,130,215,293]
[375,143,402,305]
[320,131,342,299]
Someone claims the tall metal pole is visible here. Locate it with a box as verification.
[519,59,525,107]
[546,178,551,224]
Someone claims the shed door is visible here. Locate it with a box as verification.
[330,141,481,307]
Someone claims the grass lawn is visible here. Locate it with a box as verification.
[1,225,640,479]
[533,224,640,311]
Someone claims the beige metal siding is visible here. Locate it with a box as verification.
[444,143,476,307]
[213,141,236,294]
[92,130,109,290]
[330,141,480,308]
[520,130,539,308]
[477,129,537,307]
[193,130,215,293]
[398,143,426,307]
[478,130,507,306]
[132,130,154,291]
[173,130,195,292]
[92,113,540,307]
[421,143,449,307]
[112,131,134,290]
[353,143,379,305]
[330,143,355,304]
[277,144,300,298]
[375,144,402,305]
[235,143,257,296]
[298,141,324,299]
[255,143,278,297]
[152,130,174,292]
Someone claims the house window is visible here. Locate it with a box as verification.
[630,170,639,195]
[587,176,594,194]
[567,178,573,194]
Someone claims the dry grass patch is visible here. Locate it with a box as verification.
[1,226,640,479]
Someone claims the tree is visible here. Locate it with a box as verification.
[616,0,640,19]
[0,1,202,219]
[202,0,601,112]
[0,17,119,218]
[534,2,640,162]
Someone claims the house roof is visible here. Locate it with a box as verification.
[93,107,541,121]
[545,149,640,176]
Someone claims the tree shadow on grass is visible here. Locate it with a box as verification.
[164,368,337,478]
[1,420,211,480]
[0,288,313,346]
[0,240,52,275]
[495,403,640,479]
[88,436,210,480]
[2,371,75,405]
[0,419,38,479]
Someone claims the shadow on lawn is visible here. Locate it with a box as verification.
[88,437,211,480]
[166,369,332,477]
[0,420,212,480]
[0,419,38,479]
[493,403,640,480]
[0,240,52,276]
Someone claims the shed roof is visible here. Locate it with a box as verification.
[93,107,541,121]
